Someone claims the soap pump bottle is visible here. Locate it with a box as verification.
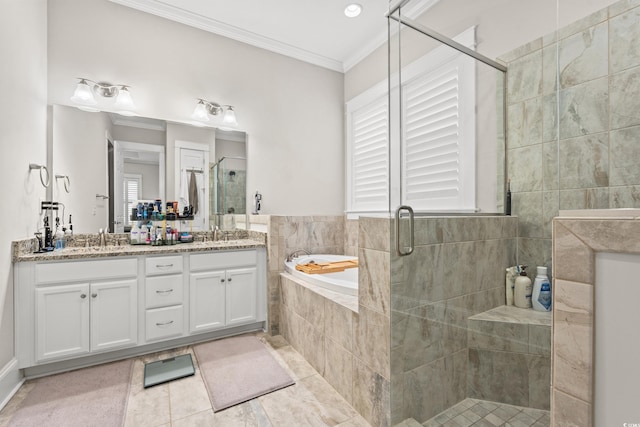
[532,266,552,311]
[514,266,532,308]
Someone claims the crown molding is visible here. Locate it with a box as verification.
[109,0,343,72]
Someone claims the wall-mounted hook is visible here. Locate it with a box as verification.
[95,194,109,200]
[55,174,71,193]
[29,163,50,188]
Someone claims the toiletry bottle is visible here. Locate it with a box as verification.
[505,266,518,306]
[514,266,532,308]
[532,266,552,311]
[505,179,512,215]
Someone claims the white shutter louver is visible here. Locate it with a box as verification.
[402,55,475,210]
[350,96,388,211]
[124,176,141,226]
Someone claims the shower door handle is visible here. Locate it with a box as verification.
[395,205,414,256]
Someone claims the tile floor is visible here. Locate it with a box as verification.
[0,333,371,427]
[417,398,550,427]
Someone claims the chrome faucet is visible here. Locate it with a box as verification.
[286,248,311,262]
[98,228,106,247]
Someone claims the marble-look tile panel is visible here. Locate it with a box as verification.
[358,248,390,316]
[359,217,391,252]
[542,92,559,142]
[518,238,553,276]
[513,191,544,239]
[442,241,477,299]
[325,299,354,352]
[401,305,446,370]
[344,218,359,257]
[302,373,360,424]
[609,0,640,17]
[551,389,592,427]
[353,305,390,379]
[557,218,640,253]
[390,346,405,426]
[553,279,593,404]
[610,126,640,185]
[558,77,608,140]
[611,184,640,208]
[559,188,610,210]
[543,191,559,239]
[552,222,593,283]
[528,355,551,410]
[413,217,444,246]
[610,66,640,129]
[508,145,543,192]
[352,358,390,427]
[610,5,640,73]
[558,21,608,89]
[324,337,353,403]
[468,348,530,408]
[507,50,543,104]
[272,344,318,382]
[542,45,558,95]
[403,358,445,423]
[467,319,529,353]
[507,97,543,148]
[443,349,468,412]
[529,324,552,355]
[469,305,551,326]
[284,275,326,326]
[542,141,558,191]
[399,244,444,308]
[557,7,608,41]
[442,217,484,243]
[559,133,609,189]
[168,371,212,422]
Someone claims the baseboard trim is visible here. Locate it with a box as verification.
[0,358,24,411]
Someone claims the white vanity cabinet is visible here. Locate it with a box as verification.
[15,247,266,371]
[189,250,263,333]
[18,258,138,365]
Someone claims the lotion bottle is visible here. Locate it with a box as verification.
[514,266,532,308]
[532,266,552,311]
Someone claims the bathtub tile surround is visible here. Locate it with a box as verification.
[502,0,640,279]
[551,215,640,426]
[391,216,518,425]
[266,215,345,335]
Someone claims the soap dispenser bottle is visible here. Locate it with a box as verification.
[514,266,532,308]
[532,266,552,311]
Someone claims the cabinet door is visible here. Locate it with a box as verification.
[226,267,257,326]
[36,283,90,362]
[90,279,138,352]
[189,270,226,333]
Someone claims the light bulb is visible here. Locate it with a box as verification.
[344,3,362,17]
[222,106,237,126]
[115,86,136,116]
[191,101,210,122]
[71,79,97,106]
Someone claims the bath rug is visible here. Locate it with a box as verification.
[8,358,133,427]
[193,335,295,412]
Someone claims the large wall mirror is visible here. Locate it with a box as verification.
[49,104,247,234]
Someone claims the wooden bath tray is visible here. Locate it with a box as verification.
[295,259,358,274]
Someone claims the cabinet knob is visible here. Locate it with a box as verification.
[227,277,232,282]
[91,293,97,298]
[220,278,225,283]
[80,294,87,299]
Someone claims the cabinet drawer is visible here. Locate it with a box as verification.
[190,250,257,272]
[145,306,184,341]
[145,255,183,276]
[35,258,137,285]
[145,275,183,309]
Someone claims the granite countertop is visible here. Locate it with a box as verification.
[12,230,267,262]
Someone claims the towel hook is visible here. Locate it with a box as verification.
[29,163,50,188]
[55,174,71,193]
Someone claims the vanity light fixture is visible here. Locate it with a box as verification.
[70,78,137,116]
[191,99,238,128]
[344,3,362,17]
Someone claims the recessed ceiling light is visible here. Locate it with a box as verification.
[344,3,362,18]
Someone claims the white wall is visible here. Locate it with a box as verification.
[0,0,47,376]
[47,0,345,215]
[123,162,160,200]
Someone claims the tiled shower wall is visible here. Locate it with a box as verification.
[502,0,640,274]
[391,216,518,424]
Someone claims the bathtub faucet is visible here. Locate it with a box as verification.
[286,248,311,262]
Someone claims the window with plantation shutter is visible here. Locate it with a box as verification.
[347,94,389,212]
[123,174,141,227]
[402,54,475,210]
[346,27,476,215]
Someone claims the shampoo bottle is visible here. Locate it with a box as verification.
[514,266,532,308]
[532,266,552,311]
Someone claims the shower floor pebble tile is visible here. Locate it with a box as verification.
[420,398,550,427]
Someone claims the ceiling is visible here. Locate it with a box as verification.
[109,0,438,72]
